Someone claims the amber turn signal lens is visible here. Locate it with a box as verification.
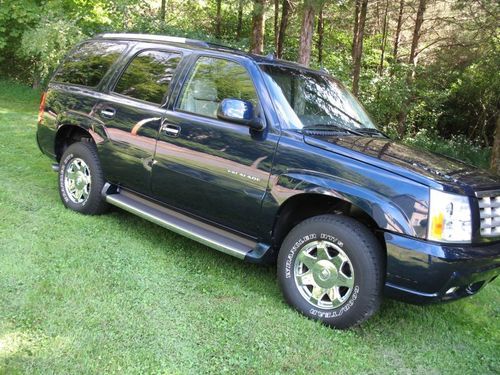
[38,92,47,124]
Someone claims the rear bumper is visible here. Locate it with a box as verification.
[383,232,500,304]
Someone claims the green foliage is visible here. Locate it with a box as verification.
[0,0,497,158]
[361,64,411,135]
[18,15,84,86]
[404,129,492,169]
[438,49,500,145]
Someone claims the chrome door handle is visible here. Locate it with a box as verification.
[100,108,116,119]
[160,123,181,137]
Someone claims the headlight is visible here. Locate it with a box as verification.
[428,189,472,243]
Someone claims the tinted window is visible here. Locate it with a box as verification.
[260,65,376,130]
[114,51,181,105]
[178,57,258,118]
[53,42,125,87]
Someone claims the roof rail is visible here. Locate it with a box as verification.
[95,33,210,48]
[205,42,242,53]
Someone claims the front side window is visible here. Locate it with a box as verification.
[53,42,126,87]
[178,56,258,119]
[114,50,181,105]
[260,65,377,131]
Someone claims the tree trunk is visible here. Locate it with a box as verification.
[277,0,291,58]
[250,0,266,55]
[352,0,360,59]
[298,2,316,67]
[378,0,389,75]
[352,0,368,97]
[396,0,427,138]
[491,115,500,175]
[159,0,166,21]
[215,0,222,39]
[392,0,404,61]
[408,0,426,74]
[317,5,324,64]
[274,0,280,51]
[236,0,243,39]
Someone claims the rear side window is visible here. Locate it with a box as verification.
[53,42,126,87]
[114,50,181,105]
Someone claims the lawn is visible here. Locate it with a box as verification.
[0,80,498,374]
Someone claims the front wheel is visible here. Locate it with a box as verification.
[277,214,384,329]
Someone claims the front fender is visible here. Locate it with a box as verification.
[273,171,416,235]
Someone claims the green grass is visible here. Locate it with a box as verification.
[0,79,499,374]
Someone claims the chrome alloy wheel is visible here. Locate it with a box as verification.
[294,240,355,309]
[64,158,91,204]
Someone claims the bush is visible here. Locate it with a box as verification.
[404,129,491,169]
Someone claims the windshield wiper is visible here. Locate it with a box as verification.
[354,128,388,138]
[301,124,364,136]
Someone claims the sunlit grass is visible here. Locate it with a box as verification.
[0,79,499,374]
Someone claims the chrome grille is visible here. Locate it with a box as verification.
[477,191,500,237]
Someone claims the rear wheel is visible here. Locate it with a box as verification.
[277,214,384,329]
[58,141,108,215]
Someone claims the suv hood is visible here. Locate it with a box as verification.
[304,134,500,195]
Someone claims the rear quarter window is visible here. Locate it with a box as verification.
[53,41,126,87]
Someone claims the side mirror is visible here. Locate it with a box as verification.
[217,98,265,131]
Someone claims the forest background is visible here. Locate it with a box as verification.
[0,0,498,170]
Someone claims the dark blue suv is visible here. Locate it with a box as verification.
[36,33,500,328]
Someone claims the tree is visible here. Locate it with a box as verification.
[408,0,427,77]
[316,3,324,64]
[396,0,427,137]
[351,0,368,96]
[159,0,166,21]
[250,0,266,54]
[392,0,404,61]
[277,0,292,58]
[378,0,389,75]
[274,0,280,51]
[298,0,317,66]
[492,116,500,175]
[215,0,222,39]
[236,0,244,39]
[352,0,360,58]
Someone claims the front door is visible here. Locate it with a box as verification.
[151,56,277,236]
[97,49,182,194]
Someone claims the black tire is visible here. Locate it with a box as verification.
[277,214,384,329]
[58,141,109,215]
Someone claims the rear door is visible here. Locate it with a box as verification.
[96,48,183,194]
[150,55,279,236]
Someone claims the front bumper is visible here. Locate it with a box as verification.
[383,232,500,304]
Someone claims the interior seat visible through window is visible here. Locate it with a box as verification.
[178,56,258,119]
[182,79,218,117]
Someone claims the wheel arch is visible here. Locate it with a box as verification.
[268,172,417,253]
[54,121,106,162]
[272,192,382,249]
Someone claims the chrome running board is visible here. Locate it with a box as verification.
[105,188,271,261]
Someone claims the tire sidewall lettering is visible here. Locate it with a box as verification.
[285,233,317,279]
[285,232,344,279]
[285,231,359,319]
[308,285,359,319]
[59,153,74,204]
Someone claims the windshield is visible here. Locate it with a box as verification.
[260,64,377,131]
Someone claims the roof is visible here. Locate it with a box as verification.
[94,33,321,74]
